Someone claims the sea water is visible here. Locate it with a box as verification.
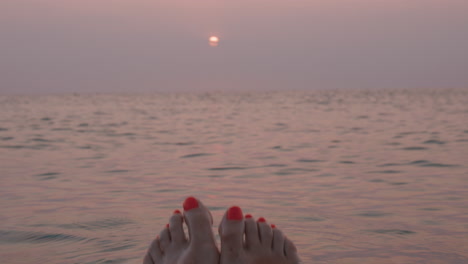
[1,89,467,263]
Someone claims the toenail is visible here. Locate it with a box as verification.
[258,217,266,223]
[245,214,253,219]
[271,224,276,228]
[183,196,199,211]
[227,206,243,220]
[173,209,181,214]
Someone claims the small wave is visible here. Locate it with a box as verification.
[388,182,408,185]
[316,173,335,177]
[35,172,60,177]
[420,163,459,168]
[30,138,54,142]
[402,146,428,150]
[5,144,54,150]
[0,230,87,244]
[156,141,195,146]
[408,160,458,167]
[105,170,130,173]
[368,170,403,174]
[377,163,401,167]
[356,211,390,217]
[264,163,288,168]
[208,167,248,171]
[98,243,136,253]
[408,160,430,165]
[34,172,60,180]
[106,132,136,137]
[1,137,14,141]
[271,145,293,151]
[0,145,25,149]
[423,139,446,145]
[180,153,213,158]
[58,218,133,231]
[368,178,385,182]
[0,127,9,131]
[296,159,324,163]
[368,229,415,235]
[420,207,442,211]
[274,168,319,175]
[297,216,325,222]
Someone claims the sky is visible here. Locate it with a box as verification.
[1,0,467,94]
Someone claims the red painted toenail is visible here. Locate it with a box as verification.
[166,223,169,228]
[227,206,243,220]
[183,196,199,211]
[173,209,181,214]
[271,224,276,228]
[258,217,266,223]
[245,214,253,219]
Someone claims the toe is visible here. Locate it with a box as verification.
[244,214,260,249]
[182,196,216,244]
[169,210,186,244]
[146,237,163,263]
[271,225,285,255]
[159,225,171,251]
[219,206,245,257]
[143,253,154,264]
[285,237,301,262]
[257,217,273,247]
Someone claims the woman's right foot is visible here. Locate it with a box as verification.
[219,206,301,264]
[143,197,219,264]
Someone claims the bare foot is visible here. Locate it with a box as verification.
[219,206,301,264]
[144,197,220,264]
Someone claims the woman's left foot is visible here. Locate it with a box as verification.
[144,197,220,264]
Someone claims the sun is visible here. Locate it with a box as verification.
[209,36,220,47]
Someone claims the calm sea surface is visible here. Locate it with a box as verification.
[1,89,467,264]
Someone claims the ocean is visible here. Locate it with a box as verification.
[1,89,467,263]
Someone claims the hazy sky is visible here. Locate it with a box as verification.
[1,0,467,94]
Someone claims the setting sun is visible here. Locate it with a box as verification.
[209,36,219,47]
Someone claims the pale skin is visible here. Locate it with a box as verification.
[143,197,301,264]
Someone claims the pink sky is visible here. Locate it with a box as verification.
[1,0,467,94]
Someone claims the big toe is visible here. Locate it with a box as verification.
[219,206,245,258]
[182,196,216,244]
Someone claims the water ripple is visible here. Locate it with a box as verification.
[180,153,213,158]
[58,218,133,231]
[0,230,87,244]
[368,229,416,235]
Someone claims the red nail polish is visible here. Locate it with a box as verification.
[258,217,266,223]
[173,209,181,214]
[183,196,199,211]
[245,214,253,219]
[166,223,169,228]
[271,224,276,228]
[227,206,243,220]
